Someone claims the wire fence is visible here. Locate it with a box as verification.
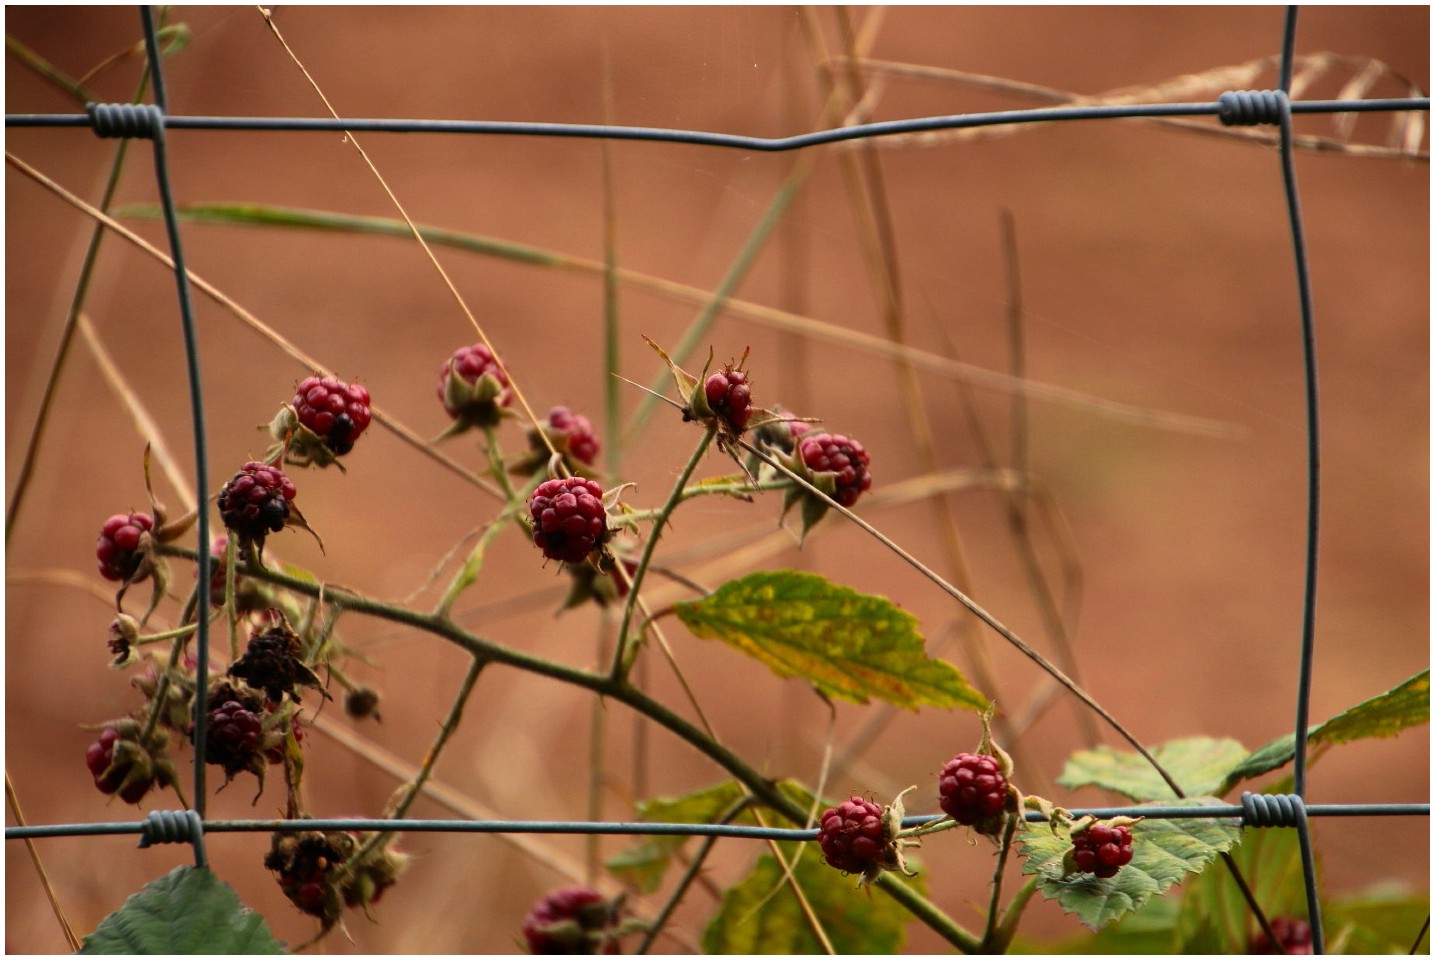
[5,5,1429,955]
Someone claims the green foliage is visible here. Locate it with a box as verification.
[79,866,285,954]
[1010,894,1183,953]
[1059,737,1249,801]
[674,570,987,712]
[1017,798,1241,931]
[702,843,922,954]
[606,781,747,893]
[1324,888,1431,954]
[1219,668,1429,794]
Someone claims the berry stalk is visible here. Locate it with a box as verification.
[609,426,716,681]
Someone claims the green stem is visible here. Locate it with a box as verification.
[991,876,1040,954]
[873,873,983,953]
[982,813,1022,949]
[609,427,715,680]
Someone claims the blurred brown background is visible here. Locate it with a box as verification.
[6,6,1428,954]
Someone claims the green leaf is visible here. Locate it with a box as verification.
[1219,669,1429,794]
[605,781,746,893]
[1017,798,1241,931]
[674,570,987,712]
[79,866,286,954]
[1011,893,1182,953]
[702,843,921,954]
[1059,738,1250,801]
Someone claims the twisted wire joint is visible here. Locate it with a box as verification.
[86,102,164,139]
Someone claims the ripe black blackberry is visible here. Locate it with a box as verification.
[938,752,1009,833]
[528,477,608,565]
[218,461,297,548]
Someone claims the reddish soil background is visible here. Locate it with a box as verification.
[6,6,1428,954]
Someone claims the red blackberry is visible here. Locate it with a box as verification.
[207,700,265,773]
[799,433,872,507]
[703,365,752,432]
[528,477,608,565]
[293,375,372,456]
[938,752,1008,832]
[1071,821,1134,879]
[218,461,297,547]
[817,796,890,875]
[1251,916,1314,954]
[95,512,154,582]
[85,721,176,805]
[438,342,512,428]
[542,407,600,467]
[522,886,621,955]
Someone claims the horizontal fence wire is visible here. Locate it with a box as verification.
[6,97,1429,150]
[8,804,1429,843]
[6,6,1429,955]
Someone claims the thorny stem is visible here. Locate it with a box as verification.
[610,426,716,680]
[982,812,1022,949]
[157,543,982,951]
[336,655,488,886]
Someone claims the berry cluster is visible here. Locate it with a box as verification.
[521,887,623,954]
[1251,916,1314,955]
[528,477,609,565]
[938,752,1008,832]
[798,433,872,508]
[292,375,372,456]
[84,720,179,806]
[95,512,154,583]
[1070,821,1135,879]
[266,830,407,929]
[703,365,753,433]
[217,460,298,548]
[816,796,890,875]
[438,342,512,430]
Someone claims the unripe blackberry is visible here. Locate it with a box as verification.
[703,366,753,432]
[1251,916,1314,954]
[938,752,1008,832]
[816,796,889,875]
[85,721,177,805]
[542,407,601,467]
[438,343,512,429]
[799,433,872,507]
[95,512,154,582]
[293,375,372,455]
[522,886,621,954]
[218,461,297,548]
[528,477,608,565]
[1071,821,1134,879]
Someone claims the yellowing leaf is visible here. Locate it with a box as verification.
[675,570,986,712]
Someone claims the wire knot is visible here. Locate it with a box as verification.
[138,809,203,849]
[1218,90,1286,127]
[86,102,164,140]
[1241,791,1306,828]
